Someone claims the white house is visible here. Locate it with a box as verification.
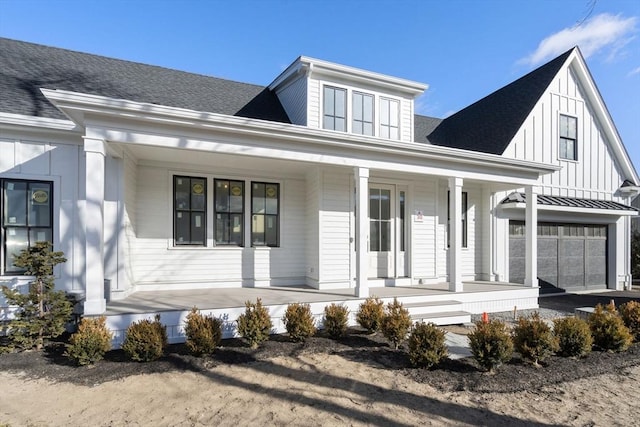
[1,39,638,342]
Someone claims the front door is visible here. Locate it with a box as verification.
[369,185,394,278]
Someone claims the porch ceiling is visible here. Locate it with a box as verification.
[120,143,311,176]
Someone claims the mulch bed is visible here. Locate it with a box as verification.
[2,329,639,393]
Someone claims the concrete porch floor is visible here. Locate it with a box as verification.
[105,281,530,315]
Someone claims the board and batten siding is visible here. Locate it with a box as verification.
[128,164,306,289]
[318,170,352,287]
[503,66,625,201]
[0,136,84,293]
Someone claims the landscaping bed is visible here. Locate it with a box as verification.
[2,328,639,394]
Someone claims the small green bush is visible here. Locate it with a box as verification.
[512,312,558,366]
[356,296,385,334]
[236,298,272,348]
[408,322,448,368]
[283,303,316,342]
[553,316,593,358]
[381,298,412,349]
[468,319,513,372]
[619,300,640,342]
[588,303,633,352]
[121,315,167,362]
[65,316,113,366]
[184,307,222,356]
[323,303,349,339]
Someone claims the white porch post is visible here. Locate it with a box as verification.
[83,137,107,314]
[448,177,463,292]
[355,167,369,298]
[525,185,538,288]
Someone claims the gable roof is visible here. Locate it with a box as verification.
[0,38,290,123]
[414,114,443,143]
[425,49,574,154]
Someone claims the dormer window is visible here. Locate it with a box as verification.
[380,97,399,140]
[323,86,346,131]
[352,92,374,136]
[559,114,577,161]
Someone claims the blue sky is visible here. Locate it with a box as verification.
[1,0,639,175]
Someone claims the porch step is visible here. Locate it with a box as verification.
[403,300,463,316]
[411,310,472,326]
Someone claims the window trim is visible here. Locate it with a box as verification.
[352,91,374,136]
[322,85,347,132]
[559,114,578,161]
[447,190,468,249]
[173,175,207,247]
[214,179,244,247]
[379,97,400,140]
[251,181,280,247]
[1,178,54,275]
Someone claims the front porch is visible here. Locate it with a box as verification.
[103,282,538,347]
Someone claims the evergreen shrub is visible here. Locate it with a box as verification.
[356,296,385,334]
[283,303,316,342]
[553,316,593,358]
[184,307,222,356]
[512,312,558,366]
[619,300,640,342]
[408,322,448,368]
[236,298,272,348]
[122,315,167,362]
[588,303,633,352]
[468,319,513,371]
[381,298,412,349]
[323,303,349,339]
[65,316,113,366]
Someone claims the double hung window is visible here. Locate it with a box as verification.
[447,191,468,248]
[174,176,206,245]
[352,92,373,136]
[251,182,279,247]
[380,98,399,139]
[215,179,244,246]
[323,86,346,131]
[559,115,577,161]
[1,179,53,273]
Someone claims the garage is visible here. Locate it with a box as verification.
[509,221,607,291]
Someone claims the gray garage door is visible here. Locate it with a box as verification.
[509,222,607,290]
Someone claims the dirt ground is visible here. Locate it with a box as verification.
[1,290,639,426]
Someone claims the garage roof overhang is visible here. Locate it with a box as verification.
[500,192,638,217]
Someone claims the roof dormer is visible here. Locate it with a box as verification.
[269,56,427,143]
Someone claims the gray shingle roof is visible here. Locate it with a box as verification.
[0,38,290,123]
[502,192,637,212]
[413,114,442,143]
[426,49,574,155]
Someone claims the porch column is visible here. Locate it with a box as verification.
[83,137,107,314]
[448,177,463,292]
[524,185,538,288]
[355,167,369,298]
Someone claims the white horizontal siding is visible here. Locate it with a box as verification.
[129,164,306,288]
[307,78,321,129]
[411,178,437,279]
[319,171,351,283]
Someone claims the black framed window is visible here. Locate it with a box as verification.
[1,179,53,274]
[173,176,206,246]
[447,191,468,248]
[323,86,346,131]
[215,179,244,246]
[559,114,578,160]
[251,182,279,247]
